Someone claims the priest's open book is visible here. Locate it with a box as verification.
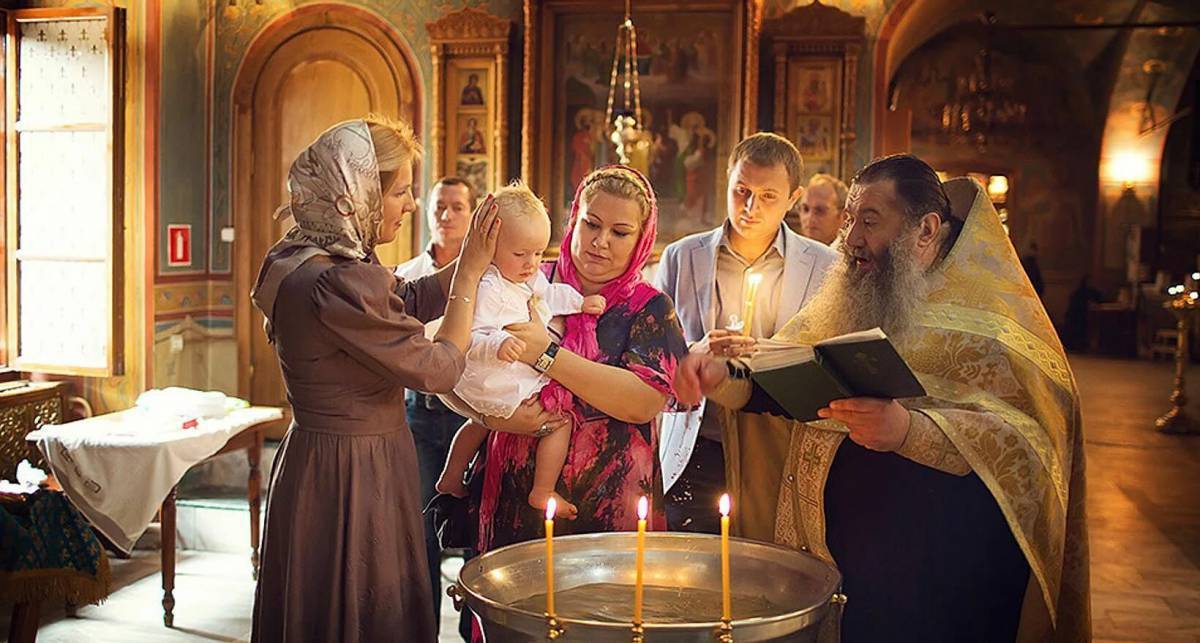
[735,328,926,422]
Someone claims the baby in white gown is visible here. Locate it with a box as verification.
[435,182,603,516]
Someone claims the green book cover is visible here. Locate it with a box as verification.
[745,328,925,422]
[752,358,851,422]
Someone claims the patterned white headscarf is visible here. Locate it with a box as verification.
[251,119,386,337]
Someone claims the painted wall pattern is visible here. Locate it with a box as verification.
[158,0,210,276]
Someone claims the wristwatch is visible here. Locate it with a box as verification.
[533,342,561,373]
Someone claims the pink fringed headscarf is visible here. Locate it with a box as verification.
[538,165,663,423]
[477,166,673,553]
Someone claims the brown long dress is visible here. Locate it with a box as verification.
[251,253,464,643]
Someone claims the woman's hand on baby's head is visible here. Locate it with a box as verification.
[581,294,606,315]
[457,194,500,279]
[498,336,526,363]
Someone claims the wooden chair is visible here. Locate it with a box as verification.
[1,381,69,643]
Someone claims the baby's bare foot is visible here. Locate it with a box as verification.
[529,488,578,519]
[435,471,468,498]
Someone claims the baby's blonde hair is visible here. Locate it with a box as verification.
[493,179,548,224]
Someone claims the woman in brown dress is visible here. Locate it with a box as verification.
[248,118,503,642]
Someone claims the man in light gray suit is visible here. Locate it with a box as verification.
[654,133,837,537]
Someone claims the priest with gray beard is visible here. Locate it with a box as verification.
[674,155,1090,643]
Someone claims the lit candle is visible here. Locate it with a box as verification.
[741,272,763,337]
[545,497,557,617]
[633,496,649,624]
[719,493,731,622]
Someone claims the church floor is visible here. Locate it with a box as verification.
[1074,355,1200,642]
[3,354,1198,642]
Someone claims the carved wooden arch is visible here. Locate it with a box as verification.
[764,0,866,41]
[231,4,421,113]
[230,4,422,403]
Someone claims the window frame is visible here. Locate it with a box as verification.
[3,7,125,377]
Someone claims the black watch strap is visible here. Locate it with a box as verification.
[533,342,561,373]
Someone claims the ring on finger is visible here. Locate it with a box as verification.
[535,423,553,438]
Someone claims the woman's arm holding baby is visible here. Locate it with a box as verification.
[441,391,571,437]
[540,350,666,423]
[504,306,666,424]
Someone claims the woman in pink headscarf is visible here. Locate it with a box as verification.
[475,166,687,550]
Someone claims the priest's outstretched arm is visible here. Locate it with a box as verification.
[705,369,970,475]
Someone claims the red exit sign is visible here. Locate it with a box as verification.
[167,224,191,266]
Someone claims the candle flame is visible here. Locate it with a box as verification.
[546,497,557,521]
[719,493,731,517]
[637,496,649,520]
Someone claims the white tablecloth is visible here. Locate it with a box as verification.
[27,406,283,555]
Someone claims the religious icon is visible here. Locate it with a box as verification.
[460,72,485,106]
[786,60,842,186]
[458,117,486,154]
[797,67,833,113]
[548,8,742,246]
[669,111,717,223]
[796,116,833,159]
[569,108,604,193]
[456,157,489,198]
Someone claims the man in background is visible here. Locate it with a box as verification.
[655,133,836,538]
[395,176,474,639]
[787,172,848,246]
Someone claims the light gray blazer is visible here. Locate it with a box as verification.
[653,225,838,492]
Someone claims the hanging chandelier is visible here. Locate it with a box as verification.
[604,0,650,166]
[938,12,1028,149]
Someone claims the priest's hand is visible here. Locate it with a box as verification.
[674,353,729,406]
[818,398,911,452]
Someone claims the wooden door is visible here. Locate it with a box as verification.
[233,8,419,427]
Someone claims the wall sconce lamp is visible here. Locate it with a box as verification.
[986,175,1009,198]
[1105,151,1154,191]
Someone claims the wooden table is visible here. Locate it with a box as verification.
[23,407,281,631]
[158,416,272,627]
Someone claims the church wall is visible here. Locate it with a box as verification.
[893,26,1101,327]
[1157,54,1200,281]
[1095,1,1200,293]
[152,0,525,400]
[159,0,210,279]
[153,0,236,397]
